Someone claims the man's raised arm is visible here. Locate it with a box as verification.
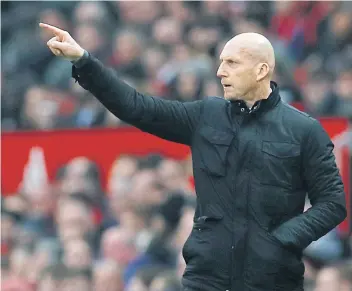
[39,23,202,145]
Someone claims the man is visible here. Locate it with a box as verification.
[39,23,347,291]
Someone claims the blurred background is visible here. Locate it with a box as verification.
[1,1,352,291]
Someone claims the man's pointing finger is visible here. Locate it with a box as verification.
[39,23,65,36]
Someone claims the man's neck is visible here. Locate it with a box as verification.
[243,84,272,108]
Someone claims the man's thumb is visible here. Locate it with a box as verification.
[49,41,67,51]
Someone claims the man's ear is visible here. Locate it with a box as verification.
[256,62,270,81]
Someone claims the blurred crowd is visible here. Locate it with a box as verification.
[1,1,352,131]
[1,154,197,291]
[1,152,352,291]
[1,1,352,291]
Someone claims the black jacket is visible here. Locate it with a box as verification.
[72,53,347,291]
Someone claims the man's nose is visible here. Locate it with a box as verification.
[217,65,227,78]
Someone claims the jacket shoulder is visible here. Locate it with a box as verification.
[201,96,229,126]
[279,101,322,143]
[282,102,310,118]
[202,96,228,113]
[281,102,316,125]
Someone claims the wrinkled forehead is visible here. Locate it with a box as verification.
[220,40,257,62]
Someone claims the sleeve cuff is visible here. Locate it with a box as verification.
[71,50,89,68]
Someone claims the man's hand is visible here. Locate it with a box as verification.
[39,23,85,62]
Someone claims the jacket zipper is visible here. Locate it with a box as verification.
[229,114,245,291]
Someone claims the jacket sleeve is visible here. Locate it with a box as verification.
[71,52,203,146]
[272,118,347,251]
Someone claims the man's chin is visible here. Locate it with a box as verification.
[223,93,239,101]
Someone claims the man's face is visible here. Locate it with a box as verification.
[130,170,164,206]
[217,42,257,100]
[63,239,91,269]
[57,200,92,242]
[157,159,186,191]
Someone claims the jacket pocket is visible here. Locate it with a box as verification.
[182,205,225,270]
[192,214,224,232]
[198,126,233,177]
[261,141,301,188]
[245,225,304,289]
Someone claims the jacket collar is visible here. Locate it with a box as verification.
[229,81,281,115]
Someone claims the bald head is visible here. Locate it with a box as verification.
[217,32,276,102]
[226,33,275,76]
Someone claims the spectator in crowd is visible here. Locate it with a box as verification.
[56,197,99,255]
[2,1,352,131]
[157,159,193,193]
[27,239,61,283]
[123,192,185,284]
